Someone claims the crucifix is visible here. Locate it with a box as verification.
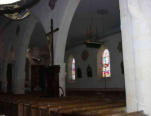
[47,19,59,65]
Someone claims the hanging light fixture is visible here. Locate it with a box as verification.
[0,0,40,20]
[0,0,20,5]
[84,17,103,48]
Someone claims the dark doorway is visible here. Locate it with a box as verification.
[7,64,12,93]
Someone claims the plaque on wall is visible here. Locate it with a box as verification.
[87,65,92,78]
[81,50,89,61]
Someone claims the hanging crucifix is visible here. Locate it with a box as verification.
[46,19,59,65]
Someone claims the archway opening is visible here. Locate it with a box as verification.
[6,46,15,93]
[25,22,50,94]
[65,0,125,101]
[66,55,76,81]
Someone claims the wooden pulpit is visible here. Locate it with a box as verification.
[45,65,60,97]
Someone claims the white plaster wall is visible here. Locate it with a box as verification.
[66,33,125,89]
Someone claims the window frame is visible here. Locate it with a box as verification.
[67,55,76,82]
[102,49,111,78]
[97,46,111,78]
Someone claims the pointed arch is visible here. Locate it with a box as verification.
[67,55,76,81]
[97,46,111,78]
[102,49,111,77]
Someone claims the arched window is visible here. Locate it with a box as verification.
[102,49,111,77]
[67,55,76,81]
[72,58,76,80]
[97,46,111,78]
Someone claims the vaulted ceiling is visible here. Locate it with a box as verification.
[0,0,120,50]
[66,0,120,49]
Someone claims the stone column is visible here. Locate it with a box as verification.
[120,0,151,115]
[59,63,66,96]
[0,44,12,93]
[12,46,26,94]
[128,0,151,114]
[119,0,138,112]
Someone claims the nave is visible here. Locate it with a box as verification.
[0,92,147,116]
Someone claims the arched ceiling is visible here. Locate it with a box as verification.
[66,0,120,49]
[29,22,47,48]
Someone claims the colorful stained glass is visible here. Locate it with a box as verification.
[102,49,111,77]
[72,58,76,80]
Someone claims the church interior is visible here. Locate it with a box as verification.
[0,0,150,115]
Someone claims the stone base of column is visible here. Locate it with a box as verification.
[126,97,138,113]
[138,103,151,115]
[59,63,66,96]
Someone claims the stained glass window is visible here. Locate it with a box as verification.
[72,58,76,80]
[102,49,111,77]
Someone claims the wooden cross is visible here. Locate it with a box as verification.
[47,19,59,65]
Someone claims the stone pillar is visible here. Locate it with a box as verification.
[59,63,66,96]
[119,0,137,112]
[129,0,151,114]
[12,46,26,94]
[120,0,151,115]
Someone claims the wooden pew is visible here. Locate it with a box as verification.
[77,106,126,116]
[58,101,125,114]
[27,97,105,116]
[0,94,126,116]
[22,97,85,116]
[126,111,147,116]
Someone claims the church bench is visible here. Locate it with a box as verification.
[28,101,94,116]
[0,98,24,116]
[0,94,126,116]
[28,98,123,116]
[75,106,126,116]
[52,106,125,116]
[46,99,107,109]
[60,109,146,116]
[59,101,125,114]
[102,111,147,116]
[22,97,108,116]
[0,97,16,116]
[126,111,147,116]
[0,95,38,116]
[49,102,104,111]
[28,98,101,107]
